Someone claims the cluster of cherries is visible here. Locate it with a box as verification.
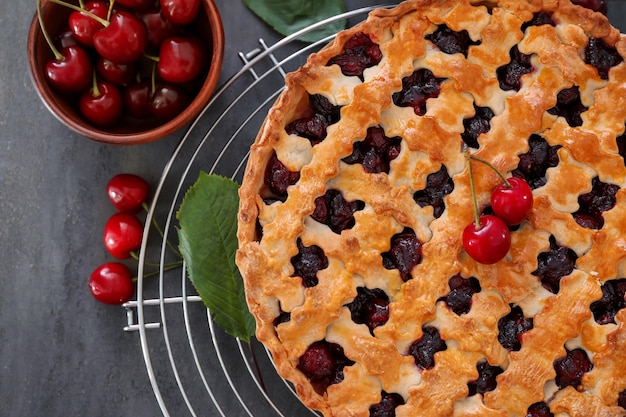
[89,173,151,304]
[462,154,534,265]
[39,0,205,127]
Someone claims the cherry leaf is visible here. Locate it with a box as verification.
[176,172,255,342]
[243,0,346,43]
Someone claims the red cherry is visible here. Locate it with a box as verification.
[137,8,180,49]
[68,0,108,47]
[462,215,511,264]
[96,57,136,86]
[571,0,608,14]
[490,177,533,226]
[93,11,148,64]
[55,29,79,49]
[44,45,92,93]
[79,80,123,127]
[160,0,200,25]
[103,212,144,259]
[123,81,153,118]
[106,173,151,213]
[150,83,190,120]
[89,262,135,304]
[158,36,204,83]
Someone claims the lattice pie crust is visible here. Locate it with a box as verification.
[236,1,626,416]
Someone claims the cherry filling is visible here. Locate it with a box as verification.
[327,32,383,79]
[467,361,504,396]
[413,165,455,218]
[497,305,534,351]
[285,94,341,146]
[342,126,402,174]
[553,348,593,390]
[439,274,481,315]
[297,340,354,394]
[590,278,626,325]
[392,68,446,116]
[273,311,291,327]
[311,189,365,234]
[382,228,423,282]
[346,287,390,334]
[526,402,554,417]
[264,152,301,201]
[369,391,405,417]
[547,86,588,127]
[291,238,329,288]
[461,104,495,149]
[572,176,619,230]
[617,131,626,165]
[407,326,447,370]
[532,236,578,294]
[512,134,561,189]
[425,24,480,57]
[497,45,533,91]
[585,38,622,80]
[521,12,555,31]
[619,390,626,409]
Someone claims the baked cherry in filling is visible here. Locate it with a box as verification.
[553,348,593,390]
[297,340,354,394]
[590,278,626,324]
[264,152,300,201]
[285,94,341,145]
[291,238,328,288]
[368,391,405,417]
[572,176,619,229]
[532,236,578,294]
[497,305,534,351]
[461,105,494,149]
[585,38,622,80]
[425,24,480,57]
[342,126,402,174]
[346,287,390,333]
[521,12,555,31]
[407,326,447,370]
[413,165,454,218]
[547,86,587,127]
[467,360,504,396]
[393,68,445,116]
[382,228,422,282]
[311,189,365,234]
[440,274,481,315]
[497,45,533,91]
[526,402,554,417]
[512,134,561,189]
[327,32,382,79]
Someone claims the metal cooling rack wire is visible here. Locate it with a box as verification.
[123,4,394,416]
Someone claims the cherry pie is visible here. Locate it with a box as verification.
[236,0,626,416]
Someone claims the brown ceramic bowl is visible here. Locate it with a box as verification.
[28,0,224,145]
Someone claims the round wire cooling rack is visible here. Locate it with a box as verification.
[122,5,395,417]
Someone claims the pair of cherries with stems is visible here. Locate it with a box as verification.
[462,151,534,264]
[39,0,204,126]
[90,173,182,305]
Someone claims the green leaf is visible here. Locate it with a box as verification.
[176,172,255,342]
[243,0,346,43]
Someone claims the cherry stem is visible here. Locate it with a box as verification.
[48,0,110,26]
[465,152,482,230]
[142,202,183,259]
[36,0,63,61]
[91,70,101,97]
[130,251,182,269]
[469,154,511,188]
[131,260,184,283]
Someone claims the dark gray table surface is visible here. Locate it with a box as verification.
[2,1,626,416]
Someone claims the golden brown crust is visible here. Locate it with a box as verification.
[236,1,626,416]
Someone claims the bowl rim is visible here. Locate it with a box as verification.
[27,0,225,145]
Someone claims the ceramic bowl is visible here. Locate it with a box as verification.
[27,0,224,145]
